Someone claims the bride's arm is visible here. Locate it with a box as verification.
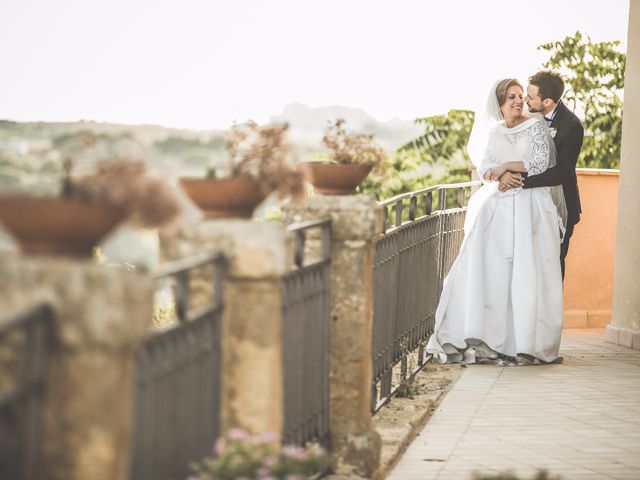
[484,161,527,181]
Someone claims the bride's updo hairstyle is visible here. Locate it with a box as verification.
[495,78,523,106]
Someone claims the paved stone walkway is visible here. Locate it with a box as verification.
[387,329,640,480]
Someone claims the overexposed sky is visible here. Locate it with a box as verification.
[0,0,630,130]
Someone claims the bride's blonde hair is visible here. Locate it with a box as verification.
[495,78,523,106]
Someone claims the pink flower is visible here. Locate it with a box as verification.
[214,437,226,455]
[282,445,307,459]
[228,428,250,441]
[255,431,279,444]
[257,466,273,478]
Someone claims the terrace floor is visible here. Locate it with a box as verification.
[386,329,640,480]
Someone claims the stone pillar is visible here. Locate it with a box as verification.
[0,255,154,480]
[607,0,640,349]
[161,220,292,434]
[283,195,383,479]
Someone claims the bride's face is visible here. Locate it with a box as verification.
[500,85,525,120]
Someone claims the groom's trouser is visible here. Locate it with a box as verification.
[560,223,575,280]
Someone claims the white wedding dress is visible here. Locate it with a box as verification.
[426,116,565,365]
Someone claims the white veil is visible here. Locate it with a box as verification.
[467,80,503,171]
[466,79,568,233]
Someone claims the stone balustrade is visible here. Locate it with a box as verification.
[0,193,386,479]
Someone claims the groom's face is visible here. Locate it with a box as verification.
[525,85,547,113]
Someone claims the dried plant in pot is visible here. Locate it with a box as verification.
[303,118,388,195]
[0,158,182,257]
[179,122,305,219]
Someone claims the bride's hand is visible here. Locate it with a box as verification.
[499,171,524,189]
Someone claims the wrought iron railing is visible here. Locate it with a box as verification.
[371,181,480,412]
[282,219,331,446]
[130,252,226,480]
[0,303,54,480]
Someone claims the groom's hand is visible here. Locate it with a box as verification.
[498,171,523,191]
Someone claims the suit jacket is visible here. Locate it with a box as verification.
[523,100,583,226]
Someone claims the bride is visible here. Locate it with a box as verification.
[426,78,567,365]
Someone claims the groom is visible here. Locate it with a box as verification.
[499,70,584,279]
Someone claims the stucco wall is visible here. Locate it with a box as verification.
[564,169,619,328]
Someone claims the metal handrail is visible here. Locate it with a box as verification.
[378,180,481,207]
[287,217,332,232]
[155,251,226,280]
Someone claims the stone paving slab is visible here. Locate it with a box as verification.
[386,329,640,480]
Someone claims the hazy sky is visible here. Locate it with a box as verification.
[0,0,630,130]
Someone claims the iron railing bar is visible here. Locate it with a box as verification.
[371,353,434,414]
[155,252,225,280]
[320,222,331,262]
[293,229,305,268]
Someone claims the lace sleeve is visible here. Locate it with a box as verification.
[526,121,550,175]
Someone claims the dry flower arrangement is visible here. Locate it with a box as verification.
[210,121,305,200]
[302,118,388,195]
[0,156,182,256]
[321,118,387,174]
[62,157,181,228]
[180,121,305,218]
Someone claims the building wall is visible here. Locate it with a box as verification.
[607,0,640,348]
[564,169,619,328]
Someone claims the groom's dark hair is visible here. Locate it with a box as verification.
[528,70,565,103]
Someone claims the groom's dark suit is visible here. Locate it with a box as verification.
[523,100,584,279]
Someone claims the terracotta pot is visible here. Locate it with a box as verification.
[179,177,267,219]
[0,195,124,257]
[302,162,373,195]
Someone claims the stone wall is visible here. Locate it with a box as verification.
[0,254,154,480]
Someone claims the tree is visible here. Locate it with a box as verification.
[357,109,474,201]
[398,109,475,165]
[538,31,626,169]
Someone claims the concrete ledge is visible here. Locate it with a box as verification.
[564,310,588,328]
[588,310,612,327]
[604,324,640,350]
[576,168,620,176]
[564,310,611,328]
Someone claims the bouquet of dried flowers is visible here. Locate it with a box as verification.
[209,122,305,201]
[188,428,327,480]
[63,157,181,228]
[321,119,387,175]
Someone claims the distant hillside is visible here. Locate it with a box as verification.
[270,103,423,155]
[0,105,424,193]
